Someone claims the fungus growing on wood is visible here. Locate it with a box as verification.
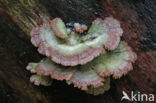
[30,17,123,66]
[26,42,137,95]
[50,18,68,39]
[86,78,110,95]
[30,75,52,86]
[74,23,88,33]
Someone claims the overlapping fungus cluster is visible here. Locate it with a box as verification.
[26,17,137,95]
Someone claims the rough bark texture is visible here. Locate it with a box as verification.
[0,0,156,103]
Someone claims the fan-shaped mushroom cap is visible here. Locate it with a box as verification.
[87,17,123,50]
[93,42,137,79]
[35,59,75,81]
[27,42,137,90]
[103,17,123,50]
[50,18,68,39]
[30,17,123,66]
[27,58,104,90]
[66,66,104,90]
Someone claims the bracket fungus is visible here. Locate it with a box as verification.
[30,17,123,66]
[74,23,88,33]
[27,29,137,95]
[27,17,137,95]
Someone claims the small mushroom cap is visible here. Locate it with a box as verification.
[27,42,137,91]
[30,74,52,86]
[35,59,75,81]
[26,63,38,73]
[74,23,88,33]
[50,18,68,39]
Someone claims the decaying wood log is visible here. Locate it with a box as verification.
[0,0,156,103]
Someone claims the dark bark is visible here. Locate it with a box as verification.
[0,0,156,103]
